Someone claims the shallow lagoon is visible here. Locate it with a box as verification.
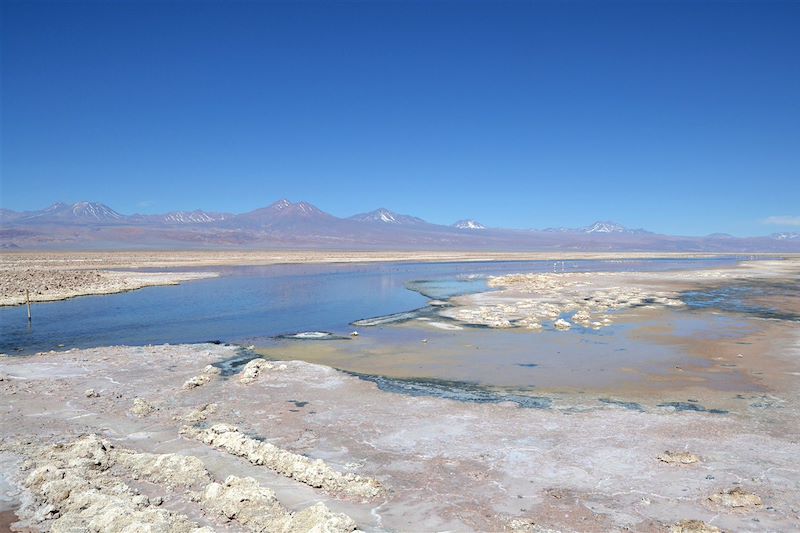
[1,258,744,355]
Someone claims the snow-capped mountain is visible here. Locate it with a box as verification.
[240,199,331,219]
[43,202,68,213]
[236,199,337,229]
[771,232,800,240]
[453,219,486,230]
[2,200,799,252]
[584,221,626,233]
[162,210,230,224]
[14,201,125,223]
[349,208,427,225]
[70,201,124,221]
[543,221,649,234]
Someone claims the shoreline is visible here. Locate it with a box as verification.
[0,270,218,306]
[1,250,792,308]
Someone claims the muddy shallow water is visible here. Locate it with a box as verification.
[252,261,800,406]
[257,311,756,390]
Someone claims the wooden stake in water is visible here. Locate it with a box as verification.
[26,289,31,321]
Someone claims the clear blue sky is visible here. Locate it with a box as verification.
[2,1,798,236]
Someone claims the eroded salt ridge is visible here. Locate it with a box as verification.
[183,424,384,501]
[4,434,360,532]
[7,435,211,532]
[201,475,358,533]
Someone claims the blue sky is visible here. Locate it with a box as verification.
[2,1,798,236]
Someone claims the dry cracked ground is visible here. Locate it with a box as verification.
[1,342,799,532]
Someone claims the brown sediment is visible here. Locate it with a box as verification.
[0,509,21,532]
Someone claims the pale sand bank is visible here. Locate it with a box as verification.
[1,343,799,532]
[0,269,217,306]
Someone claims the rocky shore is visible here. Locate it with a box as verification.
[1,343,799,532]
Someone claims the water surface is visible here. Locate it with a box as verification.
[0,257,749,356]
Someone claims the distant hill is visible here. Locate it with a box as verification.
[1,199,799,252]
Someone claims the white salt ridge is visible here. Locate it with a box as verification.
[288,331,335,339]
[352,310,421,326]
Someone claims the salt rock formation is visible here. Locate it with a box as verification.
[114,449,211,488]
[17,435,210,532]
[553,318,571,330]
[185,424,384,500]
[670,519,721,533]
[708,487,762,509]
[201,475,357,532]
[239,358,274,384]
[130,398,156,417]
[442,271,684,330]
[657,450,700,465]
[183,402,218,423]
[182,365,222,390]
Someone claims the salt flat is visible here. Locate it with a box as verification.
[1,255,799,532]
[1,337,799,532]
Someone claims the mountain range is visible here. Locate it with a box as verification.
[1,200,798,252]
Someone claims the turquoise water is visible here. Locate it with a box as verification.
[0,258,749,355]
